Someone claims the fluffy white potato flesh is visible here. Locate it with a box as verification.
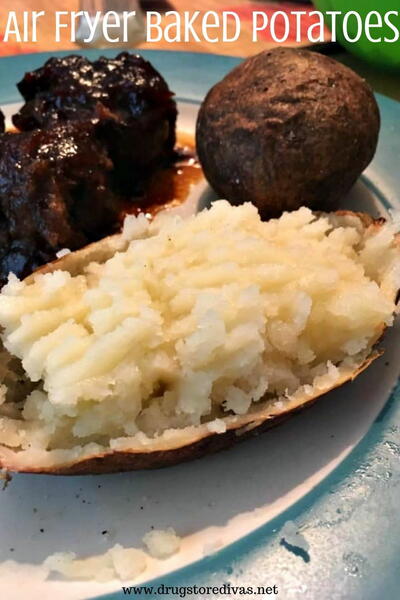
[0,201,398,468]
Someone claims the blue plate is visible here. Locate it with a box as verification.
[0,50,399,600]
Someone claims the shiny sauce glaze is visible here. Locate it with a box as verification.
[5,126,203,221]
[122,133,204,219]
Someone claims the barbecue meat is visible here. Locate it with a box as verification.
[0,53,178,286]
[0,120,125,286]
[12,52,177,194]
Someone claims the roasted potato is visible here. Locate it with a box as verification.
[196,48,380,217]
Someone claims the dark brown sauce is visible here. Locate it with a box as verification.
[123,133,204,219]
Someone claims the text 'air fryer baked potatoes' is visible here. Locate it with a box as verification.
[196,48,380,218]
[0,202,398,474]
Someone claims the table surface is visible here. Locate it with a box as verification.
[1,0,399,100]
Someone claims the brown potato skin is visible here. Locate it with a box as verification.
[18,406,314,475]
[0,351,380,475]
[196,48,380,218]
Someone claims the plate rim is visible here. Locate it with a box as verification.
[0,48,399,600]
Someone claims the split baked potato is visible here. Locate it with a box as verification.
[0,203,398,474]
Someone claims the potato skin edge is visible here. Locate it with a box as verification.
[1,352,379,475]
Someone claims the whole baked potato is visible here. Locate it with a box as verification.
[196,48,380,217]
